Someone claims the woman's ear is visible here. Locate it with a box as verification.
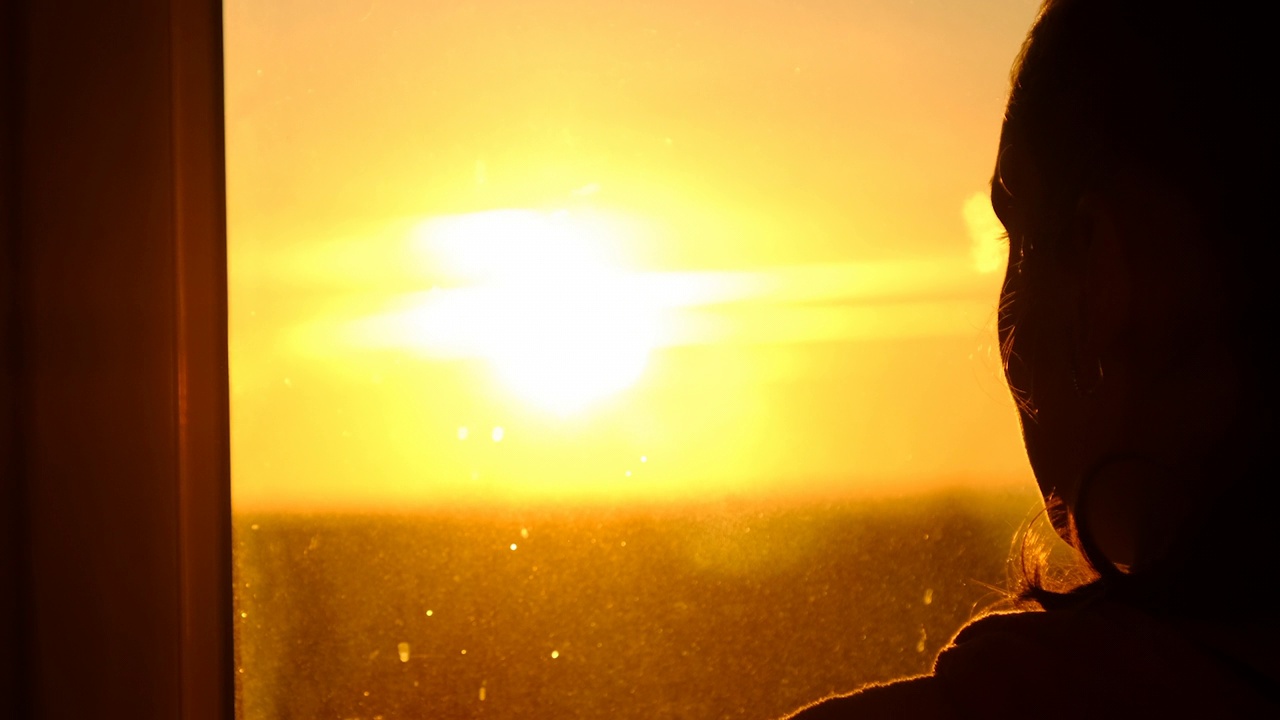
[1073,192,1132,373]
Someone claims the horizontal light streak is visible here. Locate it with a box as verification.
[289,259,994,357]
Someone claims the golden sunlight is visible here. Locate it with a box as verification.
[225,0,1043,510]
[408,209,660,414]
[964,191,1007,275]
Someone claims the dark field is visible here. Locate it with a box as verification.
[233,489,1044,719]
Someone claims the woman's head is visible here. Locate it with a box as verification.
[993,0,1272,593]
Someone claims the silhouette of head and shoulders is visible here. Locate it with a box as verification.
[788,1,1278,716]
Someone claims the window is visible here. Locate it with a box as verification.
[224,1,1043,718]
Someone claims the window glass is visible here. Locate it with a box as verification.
[226,1,1043,717]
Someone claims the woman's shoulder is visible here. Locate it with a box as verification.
[783,610,1059,720]
[939,601,1280,716]
[782,673,950,720]
[785,601,1280,719]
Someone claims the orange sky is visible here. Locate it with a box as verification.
[225,0,1042,510]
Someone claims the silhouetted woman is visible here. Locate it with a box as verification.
[787,1,1278,716]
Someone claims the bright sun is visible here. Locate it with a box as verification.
[408,209,660,415]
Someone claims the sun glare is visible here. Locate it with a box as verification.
[410,209,661,415]
[227,0,1041,515]
[329,217,999,425]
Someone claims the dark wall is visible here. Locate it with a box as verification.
[2,0,27,715]
[1,1,231,717]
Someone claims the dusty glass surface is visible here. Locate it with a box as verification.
[226,1,1044,717]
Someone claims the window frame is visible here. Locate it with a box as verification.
[3,0,232,716]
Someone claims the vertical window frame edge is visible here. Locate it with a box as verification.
[171,0,234,717]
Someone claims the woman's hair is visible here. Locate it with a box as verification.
[995,0,1274,615]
